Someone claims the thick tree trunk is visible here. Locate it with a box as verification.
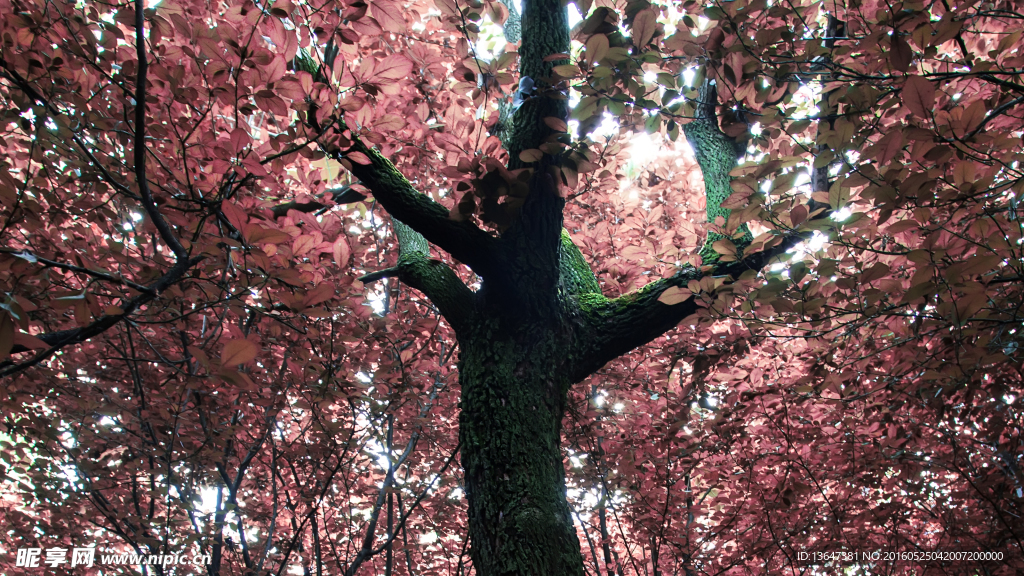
[346,4,808,574]
[458,318,585,576]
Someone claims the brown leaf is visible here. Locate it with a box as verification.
[632,8,658,48]
[861,263,890,284]
[543,117,568,132]
[790,204,808,227]
[221,339,258,367]
[375,114,407,131]
[890,35,913,72]
[658,286,693,306]
[585,34,610,65]
[551,64,578,78]
[519,149,543,163]
[902,75,935,118]
[13,332,49,351]
[712,238,736,257]
[0,313,13,360]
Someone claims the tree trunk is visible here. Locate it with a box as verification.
[458,317,585,576]
[344,2,802,573]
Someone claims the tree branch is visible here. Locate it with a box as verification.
[337,141,499,280]
[808,15,843,213]
[1,249,156,294]
[568,267,701,382]
[568,229,813,382]
[0,255,206,375]
[558,229,600,297]
[271,183,367,218]
[682,76,751,262]
[134,0,187,260]
[0,61,140,202]
[568,49,847,381]
[361,220,476,333]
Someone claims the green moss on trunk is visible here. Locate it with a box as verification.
[458,318,585,576]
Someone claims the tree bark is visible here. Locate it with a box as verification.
[458,317,585,576]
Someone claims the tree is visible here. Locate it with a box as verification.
[1,0,1022,573]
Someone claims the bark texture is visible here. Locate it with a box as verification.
[458,318,584,576]
[682,79,752,261]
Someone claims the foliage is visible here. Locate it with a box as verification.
[0,0,1022,573]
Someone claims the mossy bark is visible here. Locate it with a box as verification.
[504,0,569,170]
[682,79,752,261]
[458,316,585,576]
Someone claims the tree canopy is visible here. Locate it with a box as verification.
[1,0,1023,573]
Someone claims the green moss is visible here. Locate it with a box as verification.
[457,318,585,576]
[682,83,753,261]
[559,229,600,296]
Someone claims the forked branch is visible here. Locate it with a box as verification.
[334,141,500,281]
[570,59,842,380]
[360,220,477,333]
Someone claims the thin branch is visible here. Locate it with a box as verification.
[0,61,140,201]
[2,248,155,294]
[0,255,206,376]
[134,0,187,260]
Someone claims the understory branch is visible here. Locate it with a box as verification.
[134,0,187,260]
[1,255,206,377]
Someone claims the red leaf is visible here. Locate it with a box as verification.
[346,151,372,165]
[903,75,935,118]
[371,0,407,32]
[890,35,913,72]
[230,128,250,154]
[221,339,258,367]
[305,282,336,307]
[375,114,407,131]
[333,236,351,268]
[368,54,414,84]
[293,233,321,257]
[221,200,249,231]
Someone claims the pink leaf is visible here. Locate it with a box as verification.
[369,54,414,85]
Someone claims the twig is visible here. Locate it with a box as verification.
[1,248,155,294]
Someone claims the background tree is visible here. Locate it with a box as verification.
[1,0,1022,573]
